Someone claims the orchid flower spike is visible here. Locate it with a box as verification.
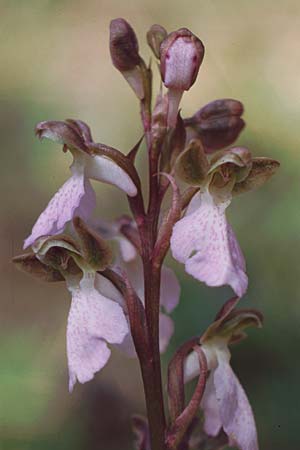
[15,218,129,391]
[24,120,138,249]
[171,142,279,297]
[184,297,263,450]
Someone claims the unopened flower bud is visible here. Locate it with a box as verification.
[160,28,205,127]
[194,99,243,121]
[146,24,167,58]
[185,99,245,153]
[110,18,140,71]
[109,18,145,99]
[160,28,204,91]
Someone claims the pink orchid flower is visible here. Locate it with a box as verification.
[184,301,262,450]
[30,230,129,392]
[185,340,258,450]
[66,271,128,391]
[171,188,247,297]
[171,145,252,297]
[24,120,137,249]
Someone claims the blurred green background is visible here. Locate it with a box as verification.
[1,0,299,449]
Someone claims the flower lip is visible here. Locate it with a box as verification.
[170,189,248,297]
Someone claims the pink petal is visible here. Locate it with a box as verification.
[118,237,137,262]
[160,266,180,313]
[213,350,259,450]
[123,257,145,300]
[94,272,134,356]
[201,373,223,436]
[24,172,95,249]
[67,275,128,391]
[74,178,96,222]
[171,191,248,297]
[159,313,174,353]
[184,349,201,383]
[94,273,124,307]
[85,154,137,197]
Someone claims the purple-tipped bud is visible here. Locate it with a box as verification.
[146,24,167,58]
[185,99,245,153]
[193,98,244,122]
[109,18,140,71]
[160,28,205,91]
[109,18,147,100]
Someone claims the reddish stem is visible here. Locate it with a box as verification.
[132,100,167,450]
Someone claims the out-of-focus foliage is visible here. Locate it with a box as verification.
[1,1,299,449]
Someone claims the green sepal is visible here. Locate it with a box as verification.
[233,157,280,195]
[32,235,83,275]
[175,139,209,186]
[201,298,263,345]
[207,147,252,201]
[12,253,65,282]
[209,147,252,175]
[146,24,167,58]
[35,120,88,153]
[73,217,113,271]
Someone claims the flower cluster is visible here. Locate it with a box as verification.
[14,18,279,450]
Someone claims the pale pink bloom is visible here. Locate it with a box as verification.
[184,340,258,450]
[170,189,247,297]
[24,136,137,249]
[66,271,128,391]
[24,161,96,249]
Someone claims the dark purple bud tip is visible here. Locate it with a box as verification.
[195,99,244,122]
[186,99,245,152]
[109,18,140,72]
[160,28,205,91]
